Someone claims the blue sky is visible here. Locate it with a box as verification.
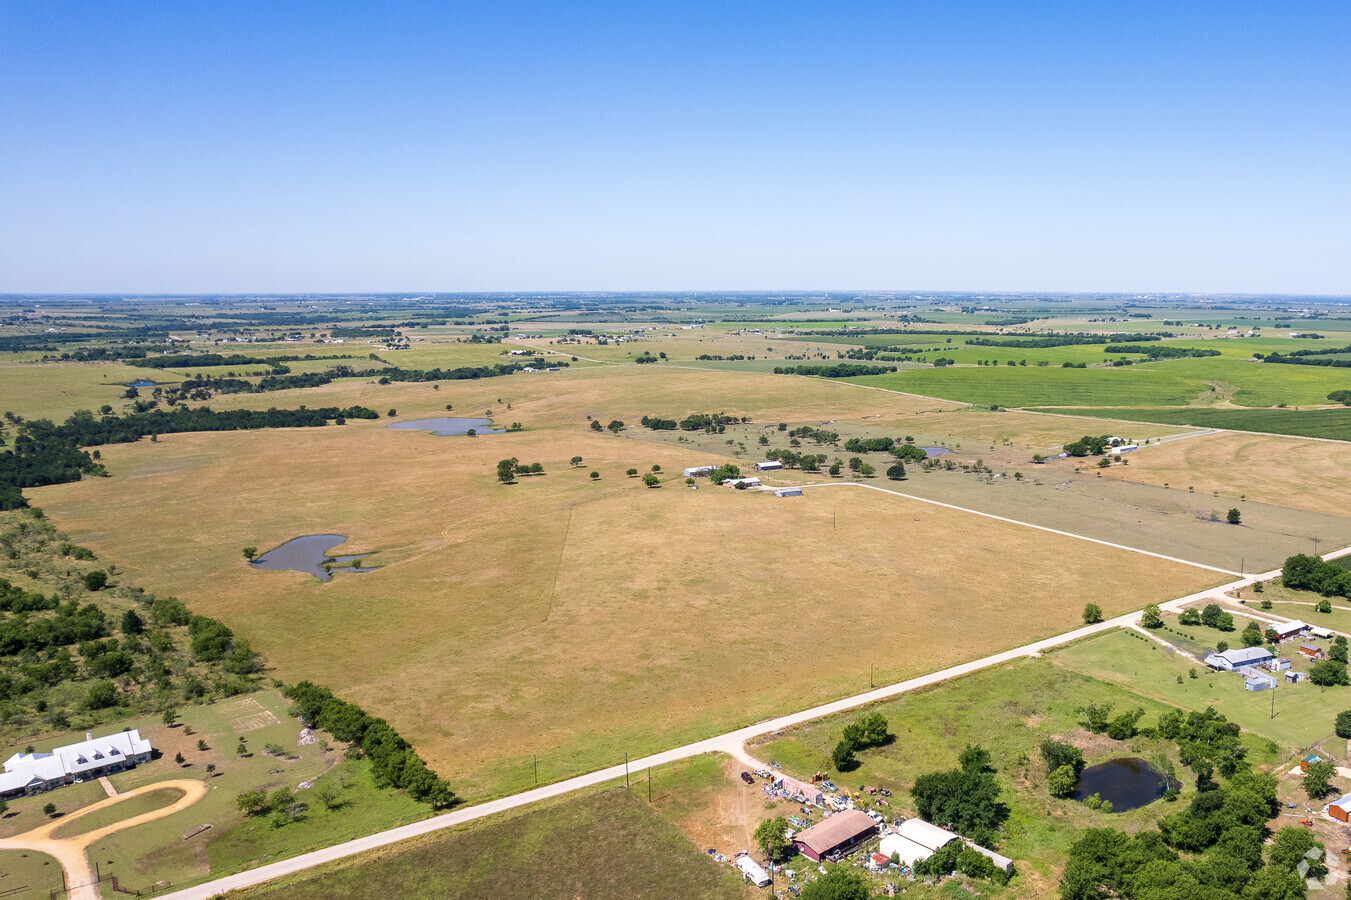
[1,1,1347,293]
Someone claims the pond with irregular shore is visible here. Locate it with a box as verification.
[1072,757,1174,812]
[386,417,502,436]
[249,535,377,582]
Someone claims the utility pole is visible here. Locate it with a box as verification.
[648,767,652,802]
[533,754,538,784]
[625,751,629,787]
[870,664,874,689]
[1313,537,1322,557]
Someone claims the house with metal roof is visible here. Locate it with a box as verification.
[1202,647,1273,671]
[0,730,153,798]
[792,809,878,861]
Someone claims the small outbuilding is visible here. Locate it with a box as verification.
[878,832,935,867]
[1299,644,1325,660]
[1311,627,1335,640]
[1331,794,1351,823]
[774,488,803,497]
[1244,672,1275,692]
[1301,755,1324,772]
[1286,671,1306,683]
[1268,658,1292,672]
[682,466,716,478]
[792,809,878,862]
[776,775,825,807]
[724,477,761,490]
[755,461,784,471]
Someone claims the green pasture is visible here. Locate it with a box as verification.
[747,653,1279,896]
[1052,629,1344,753]
[225,786,750,900]
[0,849,66,896]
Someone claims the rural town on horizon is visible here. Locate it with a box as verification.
[1,2,1349,899]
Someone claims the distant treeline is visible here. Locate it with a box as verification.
[130,353,293,370]
[0,329,171,353]
[965,335,1160,349]
[160,360,563,400]
[1103,344,1221,359]
[1,405,378,509]
[283,681,457,808]
[1259,345,1351,368]
[773,363,896,377]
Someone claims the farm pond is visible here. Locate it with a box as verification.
[1072,757,1174,812]
[386,417,503,436]
[250,535,377,582]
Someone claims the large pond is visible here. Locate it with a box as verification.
[249,535,377,583]
[386,417,502,436]
[1073,757,1173,812]
[921,447,949,458]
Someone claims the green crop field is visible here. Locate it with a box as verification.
[1035,406,1351,441]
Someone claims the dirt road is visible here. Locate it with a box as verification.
[0,778,208,900]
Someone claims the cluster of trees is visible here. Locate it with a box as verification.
[890,443,928,463]
[1282,554,1351,600]
[787,426,839,444]
[1179,603,1235,632]
[830,712,888,770]
[129,352,291,370]
[639,412,746,432]
[1104,344,1221,359]
[843,437,893,453]
[283,681,457,807]
[763,449,829,471]
[1260,345,1351,368]
[1042,739,1087,798]
[1062,435,1112,457]
[706,463,742,484]
[1329,390,1351,406]
[772,363,897,377]
[1078,702,1145,741]
[910,744,1007,847]
[496,458,545,483]
[965,334,1160,349]
[695,354,751,361]
[0,514,263,731]
[910,837,1011,883]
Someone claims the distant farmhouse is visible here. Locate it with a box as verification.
[0,730,153,798]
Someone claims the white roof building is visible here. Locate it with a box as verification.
[897,818,960,852]
[735,856,770,887]
[0,730,153,798]
[879,833,935,867]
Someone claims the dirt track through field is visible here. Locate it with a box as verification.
[0,779,208,900]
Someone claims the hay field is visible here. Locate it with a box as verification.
[33,381,1221,801]
[1095,431,1351,517]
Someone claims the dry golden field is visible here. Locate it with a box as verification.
[32,365,1224,800]
[1095,430,1351,517]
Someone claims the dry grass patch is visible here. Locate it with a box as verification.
[1096,430,1351,517]
[33,415,1221,801]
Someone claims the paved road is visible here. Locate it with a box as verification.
[154,549,1351,900]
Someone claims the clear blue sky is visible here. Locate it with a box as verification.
[2,1,1347,293]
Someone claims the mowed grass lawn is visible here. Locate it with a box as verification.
[225,787,753,900]
[745,653,1283,898]
[30,369,1222,802]
[1051,629,1345,751]
[1093,430,1351,518]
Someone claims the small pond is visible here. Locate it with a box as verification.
[386,417,502,436]
[921,447,949,457]
[127,380,161,388]
[249,535,377,583]
[1072,757,1173,812]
